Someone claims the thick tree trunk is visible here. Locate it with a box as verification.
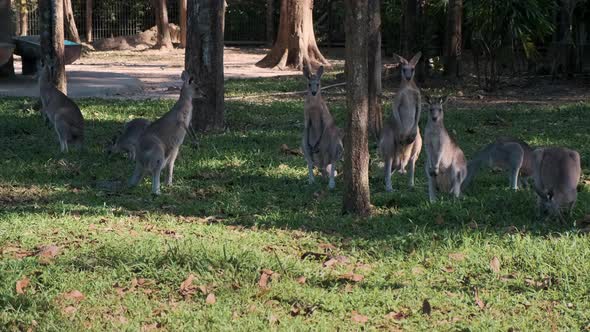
[367,0,382,140]
[179,0,187,48]
[19,0,28,36]
[63,0,80,43]
[444,0,462,78]
[186,0,225,132]
[0,0,15,77]
[85,0,92,42]
[266,0,274,47]
[155,0,173,49]
[343,0,371,216]
[403,0,418,58]
[256,0,329,70]
[40,0,67,93]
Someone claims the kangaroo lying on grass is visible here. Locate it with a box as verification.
[302,65,343,190]
[38,58,84,153]
[107,118,151,160]
[379,52,423,191]
[424,95,467,203]
[128,71,202,195]
[462,137,534,191]
[532,147,581,219]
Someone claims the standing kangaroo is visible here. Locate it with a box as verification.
[462,137,534,190]
[128,71,202,195]
[302,65,343,190]
[107,118,151,160]
[38,59,84,153]
[378,52,423,191]
[424,95,467,203]
[532,147,581,219]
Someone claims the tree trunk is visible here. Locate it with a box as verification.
[0,0,15,77]
[256,0,329,70]
[444,0,462,78]
[40,0,67,93]
[85,0,92,42]
[403,0,418,58]
[343,0,371,217]
[179,0,187,48]
[186,0,225,132]
[367,0,382,140]
[155,0,173,49]
[266,0,274,47]
[63,0,80,43]
[19,0,28,36]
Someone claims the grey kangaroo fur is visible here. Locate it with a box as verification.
[462,137,534,190]
[38,58,84,153]
[379,52,423,191]
[532,147,581,220]
[128,71,202,195]
[424,95,467,203]
[107,118,151,160]
[301,65,343,190]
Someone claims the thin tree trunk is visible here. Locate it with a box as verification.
[19,0,28,36]
[266,0,274,47]
[40,0,66,93]
[85,0,92,42]
[403,0,418,58]
[63,0,80,43]
[0,0,15,77]
[444,0,462,78]
[186,0,225,132]
[367,0,382,140]
[179,0,186,48]
[155,0,173,49]
[343,0,371,216]
[257,0,329,70]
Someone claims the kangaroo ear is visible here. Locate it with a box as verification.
[181,70,189,81]
[423,93,431,104]
[440,95,449,104]
[316,65,324,78]
[410,52,422,66]
[303,66,311,79]
[392,53,407,64]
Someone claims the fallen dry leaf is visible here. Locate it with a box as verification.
[62,306,77,315]
[490,256,501,273]
[179,274,197,297]
[338,273,364,283]
[2,245,34,259]
[448,252,466,261]
[474,287,485,309]
[205,293,216,305]
[385,311,408,321]
[442,266,454,273]
[63,290,85,302]
[141,323,161,331]
[258,269,274,289]
[435,215,445,225]
[280,144,303,156]
[411,266,425,275]
[524,277,552,289]
[16,276,30,294]
[422,299,432,315]
[296,276,307,285]
[319,243,337,251]
[37,244,60,264]
[323,258,338,268]
[351,311,369,324]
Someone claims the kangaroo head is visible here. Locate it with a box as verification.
[393,52,421,82]
[425,94,448,122]
[180,70,205,100]
[541,189,577,218]
[303,65,324,97]
[38,57,56,84]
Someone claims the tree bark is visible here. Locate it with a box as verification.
[85,0,92,42]
[19,0,28,36]
[0,0,15,77]
[40,0,67,93]
[266,0,274,47]
[343,0,371,217]
[63,0,80,43]
[256,0,329,70]
[154,0,173,49]
[444,0,462,78]
[367,0,382,140]
[179,0,187,48]
[186,0,225,132]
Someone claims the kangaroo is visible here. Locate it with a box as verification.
[423,95,467,203]
[107,118,151,160]
[531,147,581,219]
[462,137,534,190]
[301,65,343,190]
[378,52,423,191]
[128,71,202,195]
[38,58,84,153]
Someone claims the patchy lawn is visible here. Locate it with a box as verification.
[1,74,590,331]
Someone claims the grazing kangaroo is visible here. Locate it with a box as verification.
[462,137,534,190]
[128,71,202,195]
[301,65,343,190]
[532,147,581,219]
[379,52,423,191]
[423,95,467,203]
[107,118,151,160]
[38,59,84,153]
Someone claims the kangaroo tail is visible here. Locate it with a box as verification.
[461,144,493,191]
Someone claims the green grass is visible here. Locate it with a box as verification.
[1,75,590,331]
